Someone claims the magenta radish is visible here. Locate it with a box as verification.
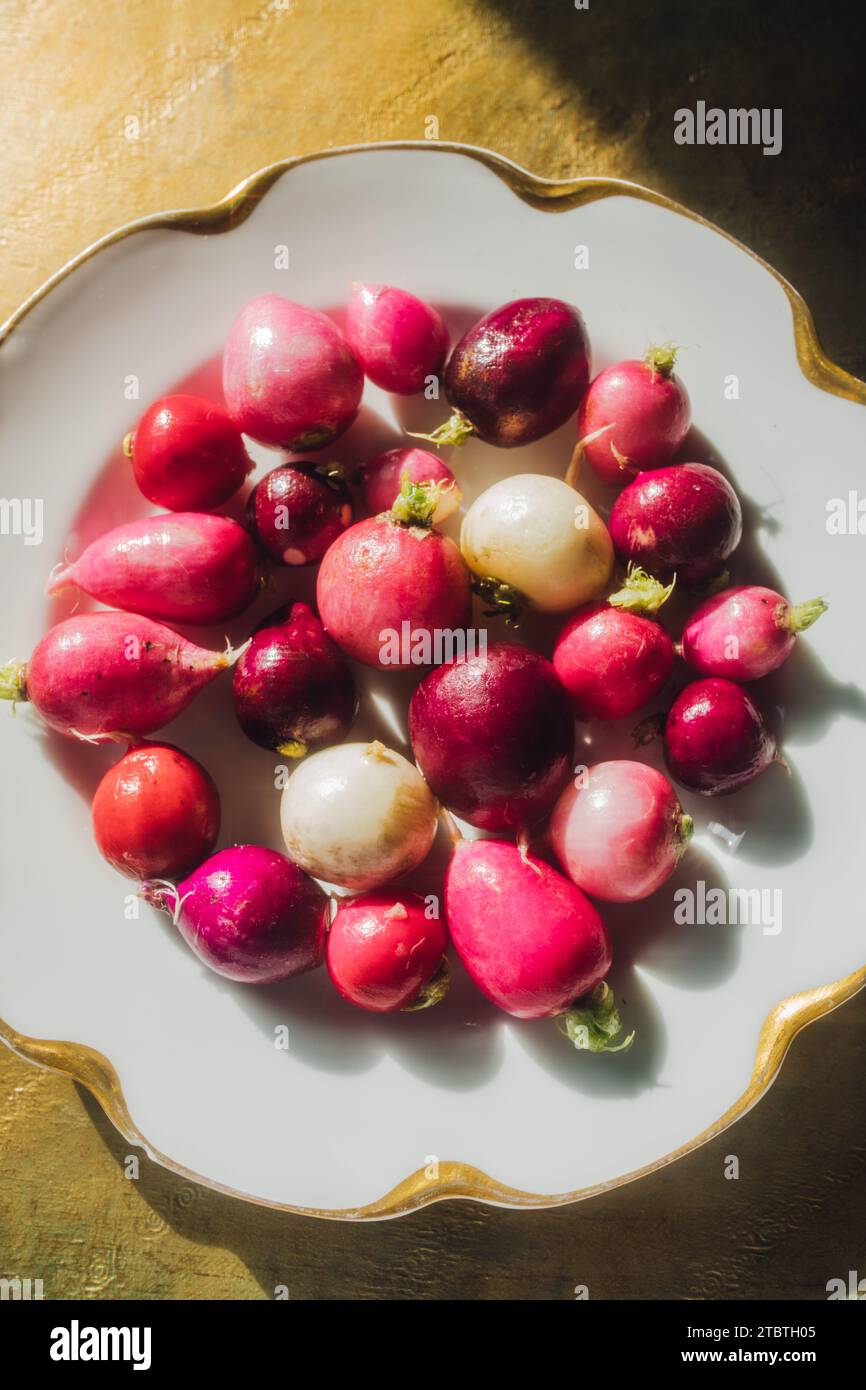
[551,761,692,902]
[680,586,828,680]
[233,601,357,757]
[416,298,591,448]
[576,346,691,486]
[444,838,631,1050]
[610,463,742,583]
[222,294,363,450]
[359,447,461,523]
[143,845,328,984]
[409,642,573,832]
[124,394,253,512]
[0,611,239,739]
[552,567,675,720]
[664,677,779,795]
[247,462,353,566]
[316,481,470,669]
[327,889,450,1012]
[46,513,262,624]
[344,283,449,395]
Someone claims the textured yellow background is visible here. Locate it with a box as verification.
[1,0,864,1299]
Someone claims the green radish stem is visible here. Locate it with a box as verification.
[471,575,525,625]
[558,981,635,1054]
[0,659,27,705]
[644,342,680,378]
[401,957,452,1011]
[779,597,828,633]
[389,475,450,529]
[409,408,476,449]
[608,563,676,615]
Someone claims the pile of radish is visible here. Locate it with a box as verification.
[2,287,829,1056]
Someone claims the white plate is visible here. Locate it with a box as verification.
[2,144,865,1219]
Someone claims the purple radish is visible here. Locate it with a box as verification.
[445,838,631,1051]
[359,447,461,523]
[680,586,828,680]
[144,845,328,984]
[610,463,742,583]
[222,294,363,450]
[416,298,591,448]
[664,676,779,795]
[233,601,357,757]
[247,462,353,566]
[345,283,449,394]
[1,611,239,739]
[409,642,573,832]
[551,761,692,903]
[576,345,691,486]
[46,513,262,624]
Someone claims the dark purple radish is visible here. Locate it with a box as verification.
[444,838,631,1051]
[610,463,742,583]
[344,283,449,395]
[358,447,461,523]
[233,601,357,757]
[551,761,692,903]
[416,298,591,448]
[0,612,240,739]
[46,513,262,624]
[553,566,675,720]
[247,462,353,567]
[143,845,328,984]
[409,642,573,832]
[576,345,691,486]
[680,586,828,680]
[664,677,779,795]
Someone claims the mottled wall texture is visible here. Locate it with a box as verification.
[1,0,864,1298]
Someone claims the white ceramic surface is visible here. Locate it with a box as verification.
[1,146,864,1213]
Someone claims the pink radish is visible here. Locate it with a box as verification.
[1,611,240,739]
[552,566,675,720]
[124,394,253,512]
[444,838,631,1051]
[359,447,461,523]
[247,462,353,566]
[551,761,692,902]
[222,294,363,450]
[345,283,449,394]
[316,481,470,669]
[46,513,262,624]
[680,586,828,680]
[143,845,327,984]
[327,889,450,1012]
[576,345,691,486]
[610,463,742,583]
[664,676,779,795]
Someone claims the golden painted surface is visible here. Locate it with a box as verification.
[1,0,865,1298]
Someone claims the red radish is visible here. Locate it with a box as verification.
[576,345,691,486]
[247,462,353,566]
[553,566,675,720]
[445,838,631,1050]
[92,742,220,879]
[416,298,591,448]
[222,294,363,450]
[344,283,449,394]
[124,395,253,513]
[327,889,449,1012]
[610,463,742,583]
[551,761,692,903]
[409,643,573,832]
[680,586,828,680]
[46,513,262,624]
[359,447,461,523]
[143,845,327,984]
[664,677,779,795]
[233,601,357,757]
[316,482,470,669]
[0,611,240,739]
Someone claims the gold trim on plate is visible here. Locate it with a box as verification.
[1,142,865,1220]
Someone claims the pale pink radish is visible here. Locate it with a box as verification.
[0,611,240,739]
[551,761,692,903]
[345,283,449,395]
[576,345,691,486]
[680,586,828,680]
[46,513,262,624]
[222,294,363,450]
[359,447,461,523]
[444,838,632,1051]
